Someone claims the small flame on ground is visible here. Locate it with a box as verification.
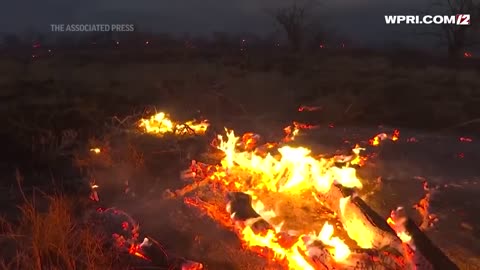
[369,130,400,146]
[350,144,367,166]
[283,122,318,142]
[387,207,413,244]
[138,112,209,136]
[392,129,400,141]
[90,148,101,154]
[128,243,150,260]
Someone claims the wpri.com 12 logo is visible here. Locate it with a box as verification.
[456,14,470,25]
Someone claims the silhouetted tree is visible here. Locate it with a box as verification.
[270,1,319,52]
[426,0,480,57]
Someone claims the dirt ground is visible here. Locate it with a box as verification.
[0,49,479,269]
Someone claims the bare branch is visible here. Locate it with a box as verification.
[417,0,480,57]
[268,0,323,51]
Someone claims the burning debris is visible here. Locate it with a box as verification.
[283,121,318,142]
[413,179,438,231]
[138,111,209,136]
[89,207,145,258]
[166,125,458,269]
[81,112,460,269]
[90,181,100,201]
[89,207,204,269]
[298,105,322,112]
[369,130,400,146]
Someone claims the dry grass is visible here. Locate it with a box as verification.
[0,49,478,270]
[0,173,117,270]
[2,50,478,131]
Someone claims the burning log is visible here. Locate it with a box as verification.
[178,128,458,269]
[318,185,404,252]
[387,207,459,270]
[226,192,274,233]
[224,192,408,270]
[225,192,339,269]
[403,219,459,270]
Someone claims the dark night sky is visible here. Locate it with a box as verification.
[0,0,438,47]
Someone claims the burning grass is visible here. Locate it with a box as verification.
[138,111,209,136]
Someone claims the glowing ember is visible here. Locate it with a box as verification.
[138,112,209,136]
[298,105,321,112]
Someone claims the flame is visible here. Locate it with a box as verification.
[316,222,351,261]
[350,144,367,166]
[216,129,362,194]
[392,129,400,141]
[90,148,101,154]
[387,208,413,244]
[338,196,376,248]
[283,125,300,142]
[239,221,350,269]
[199,128,372,267]
[282,122,318,142]
[369,130,400,146]
[128,243,150,260]
[240,226,314,269]
[369,133,386,146]
[138,112,209,136]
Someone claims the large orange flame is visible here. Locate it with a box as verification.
[199,129,381,268]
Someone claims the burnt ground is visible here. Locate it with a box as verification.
[0,50,480,269]
[100,124,480,270]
